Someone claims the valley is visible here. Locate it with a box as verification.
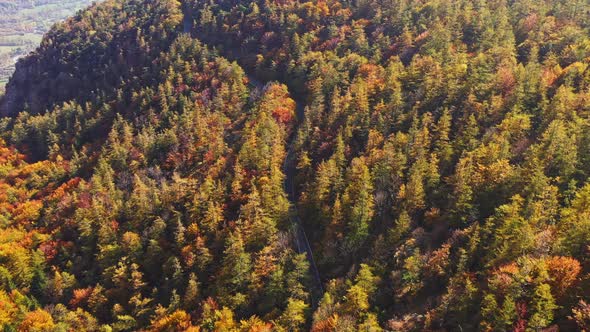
[0,0,94,88]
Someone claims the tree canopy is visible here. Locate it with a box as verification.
[2,0,590,330]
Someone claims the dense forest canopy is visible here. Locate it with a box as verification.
[1,0,590,330]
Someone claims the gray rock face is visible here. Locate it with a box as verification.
[0,54,47,117]
[0,0,94,92]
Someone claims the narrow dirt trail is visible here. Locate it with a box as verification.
[182,3,192,33]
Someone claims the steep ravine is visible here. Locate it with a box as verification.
[248,73,325,308]
[181,10,324,307]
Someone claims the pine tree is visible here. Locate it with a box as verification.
[528,283,557,329]
[342,158,374,255]
[219,231,252,308]
[434,108,454,170]
[183,273,199,309]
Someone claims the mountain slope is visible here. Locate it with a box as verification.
[2,0,590,330]
[0,0,95,87]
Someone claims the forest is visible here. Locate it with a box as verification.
[1,0,590,330]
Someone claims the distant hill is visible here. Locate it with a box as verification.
[0,0,94,89]
[1,0,590,331]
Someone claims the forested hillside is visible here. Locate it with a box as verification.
[1,0,590,330]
